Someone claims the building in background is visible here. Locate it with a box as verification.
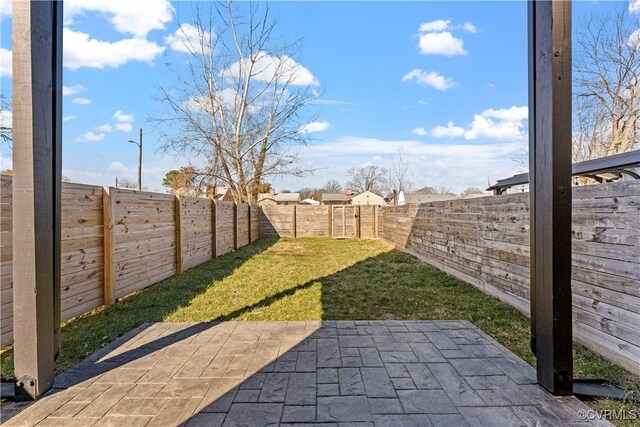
[350,190,387,206]
[322,188,353,205]
[258,188,301,206]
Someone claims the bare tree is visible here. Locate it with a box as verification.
[322,179,343,193]
[154,2,317,203]
[0,94,11,145]
[573,7,640,162]
[388,149,414,194]
[460,187,484,197]
[346,165,388,195]
[118,178,141,190]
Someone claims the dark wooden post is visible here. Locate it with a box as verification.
[175,195,183,273]
[12,0,63,400]
[528,0,573,396]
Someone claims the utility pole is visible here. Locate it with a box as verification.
[128,128,142,191]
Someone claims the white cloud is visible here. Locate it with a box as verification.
[113,110,134,123]
[0,1,11,18]
[64,0,174,38]
[401,69,456,91]
[63,115,77,122]
[431,106,529,141]
[419,20,451,32]
[0,48,11,77]
[418,31,467,56]
[300,121,330,133]
[115,123,133,132]
[75,131,105,142]
[431,122,465,138]
[108,161,129,174]
[412,127,428,136]
[63,28,166,70]
[97,124,113,132]
[630,0,640,14]
[461,22,479,33]
[417,100,427,105]
[184,88,238,113]
[629,29,640,48]
[63,85,86,96]
[314,99,355,106]
[72,97,92,105]
[165,23,213,54]
[482,106,528,122]
[223,52,319,87]
[0,109,11,129]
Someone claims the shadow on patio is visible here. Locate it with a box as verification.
[1,246,610,426]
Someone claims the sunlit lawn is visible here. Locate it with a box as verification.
[1,237,638,423]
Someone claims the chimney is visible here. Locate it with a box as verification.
[269,187,276,196]
[346,188,353,196]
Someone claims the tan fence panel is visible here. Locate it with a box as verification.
[112,189,177,299]
[61,183,105,320]
[236,203,250,248]
[250,205,260,242]
[295,206,330,237]
[378,181,640,375]
[181,196,214,271]
[359,206,377,239]
[332,206,356,239]
[260,205,295,237]
[1,175,13,345]
[216,201,235,256]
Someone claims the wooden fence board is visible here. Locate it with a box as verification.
[378,180,640,375]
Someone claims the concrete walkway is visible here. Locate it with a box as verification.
[2,321,610,426]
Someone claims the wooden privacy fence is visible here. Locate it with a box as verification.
[378,180,640,375]
[260,205,378,239]
[0,175,260,346]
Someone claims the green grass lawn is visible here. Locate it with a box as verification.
[1,237,638,423]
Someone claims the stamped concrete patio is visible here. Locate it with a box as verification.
[2,321,610,426]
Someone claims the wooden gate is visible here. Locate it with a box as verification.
[331,206,357,239]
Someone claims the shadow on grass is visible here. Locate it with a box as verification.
[0,238,278,380]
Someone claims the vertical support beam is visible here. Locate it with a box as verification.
[528,0,573,396]
[342,207,346,239]
[102,187,116,306]
[292,205,297,238]
[355,206,361,238]
[212,200,217,258]
[372,206,377,238]
[175,195,183,274]
[247,204,252,243]
[12,0,63,400]
[373,206,379,239]
[328,205,333,238]
[233,203,238,250]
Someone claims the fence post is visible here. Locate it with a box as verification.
[356,206,361,238]
[293,205,297,238]
[328,205,333,238]
[175,195,183,273]
[212,199,217,259]
[102,187,116,306]
[233,203,238,250]
[247,204,252,243]
[373,206,378,238]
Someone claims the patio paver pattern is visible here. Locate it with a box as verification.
[2,321,611,426]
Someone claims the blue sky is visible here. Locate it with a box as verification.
[0,1,637,193]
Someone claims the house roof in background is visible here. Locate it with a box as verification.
[258,192,301,202]
[322,193,352,202]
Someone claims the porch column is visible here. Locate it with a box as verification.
[528,0,573,395]
[12,0,63,400]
